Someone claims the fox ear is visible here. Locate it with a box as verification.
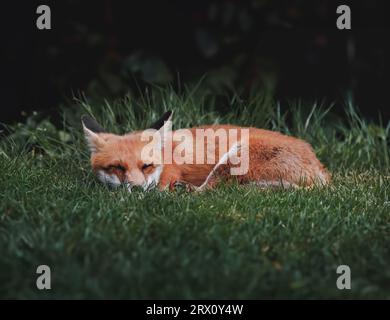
[147,111,172,152]
[149,110,173,130]
[81,115,105,133]
[81,115,106,153]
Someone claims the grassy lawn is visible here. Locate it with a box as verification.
[1,89,389,299]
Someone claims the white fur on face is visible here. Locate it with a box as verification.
[97,166,163,192]
[143,165,163,191]
[97,170,121,187]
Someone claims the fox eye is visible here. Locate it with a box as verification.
[106,164,126,172]
[142,163,153,170]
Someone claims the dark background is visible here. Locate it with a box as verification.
[1,0,387,125]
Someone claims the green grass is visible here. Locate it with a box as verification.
[1,87,389,299]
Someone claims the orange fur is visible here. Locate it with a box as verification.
[86,124,330,191]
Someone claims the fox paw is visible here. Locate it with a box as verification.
[170,181,197,192]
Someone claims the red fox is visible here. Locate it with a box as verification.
[82,111,330,191]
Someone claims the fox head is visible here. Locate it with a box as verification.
[81,111,172,191]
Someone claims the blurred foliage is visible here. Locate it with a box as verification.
[1,0,386,124]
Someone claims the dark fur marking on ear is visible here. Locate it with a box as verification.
[81,115,106,133]
[149,111,172,130]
